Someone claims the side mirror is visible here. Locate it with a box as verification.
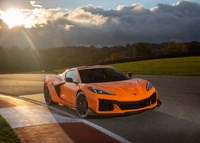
[65,77,73,82]
[127,72,133,78]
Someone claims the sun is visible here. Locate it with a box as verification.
[1,9,24,28]
[1,8,35,28]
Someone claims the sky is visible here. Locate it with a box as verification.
[0,0,200,48]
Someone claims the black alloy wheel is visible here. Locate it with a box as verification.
[76,92,89,118]
[44,84,56,105]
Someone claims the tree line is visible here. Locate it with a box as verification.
[0,41,200,73]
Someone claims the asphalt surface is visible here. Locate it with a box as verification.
[0,74,200,143]
[0,74,45,96]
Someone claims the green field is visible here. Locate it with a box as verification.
[0,115,21,143]
[110,56,200,76]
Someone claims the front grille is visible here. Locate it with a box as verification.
[98,100,114,111]
[98,92,157,111]
[117,100,150,110]
[117,92,157,110]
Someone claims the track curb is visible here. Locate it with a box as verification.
[0,94,131,143]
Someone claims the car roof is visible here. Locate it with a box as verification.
[70,65,113,70]
[62,65,114,74]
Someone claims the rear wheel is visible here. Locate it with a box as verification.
[44,84,56,105]
[76,92,89,118]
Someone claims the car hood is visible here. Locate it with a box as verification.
[86,78,149,99]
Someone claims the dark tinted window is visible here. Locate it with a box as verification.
[79,68,128,83]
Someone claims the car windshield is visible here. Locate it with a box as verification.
[79,68,129,83]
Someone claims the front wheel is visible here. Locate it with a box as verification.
[76,92,89,118]
[44,84,56,105]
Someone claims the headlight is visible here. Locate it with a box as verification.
[88,87,115,95]
[146,81,153,91]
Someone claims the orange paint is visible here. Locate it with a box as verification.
[44,65,160,117]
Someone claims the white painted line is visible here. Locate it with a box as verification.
[0,106,78,128]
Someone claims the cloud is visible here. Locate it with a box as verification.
[0,1,200,48]
[48,1,200,46]
[0,0,33,10]
[65,24,74,30]
[65,8,108,25]
[30,1,43,8]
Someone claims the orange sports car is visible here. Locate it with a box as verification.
[43,65,161,118]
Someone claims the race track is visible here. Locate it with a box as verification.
[0,74,200,142]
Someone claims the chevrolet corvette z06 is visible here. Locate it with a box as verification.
[43,65,161,118]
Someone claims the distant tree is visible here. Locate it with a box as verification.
[125,43,131,49]
[133,42,152,58]
[0,47,8,72]
[0,40,198,73]
[89,45,95,49]
[105,53,127,62]
[187,41,200,55]
[124,43,134,58]
[164,42,188,55]
[179,43,188,54]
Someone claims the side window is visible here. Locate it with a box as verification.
[65,70,78,82]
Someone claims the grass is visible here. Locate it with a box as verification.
[14,56,199,76]
[110,56,200,76]
[0,115,21,143]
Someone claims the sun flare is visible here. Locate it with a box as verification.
[1,8,35,28]
[2,9,24,28]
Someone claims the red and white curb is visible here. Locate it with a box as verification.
[0,94,131,143]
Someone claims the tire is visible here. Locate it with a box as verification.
[76,92,89,118]
[44,84,56,105]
